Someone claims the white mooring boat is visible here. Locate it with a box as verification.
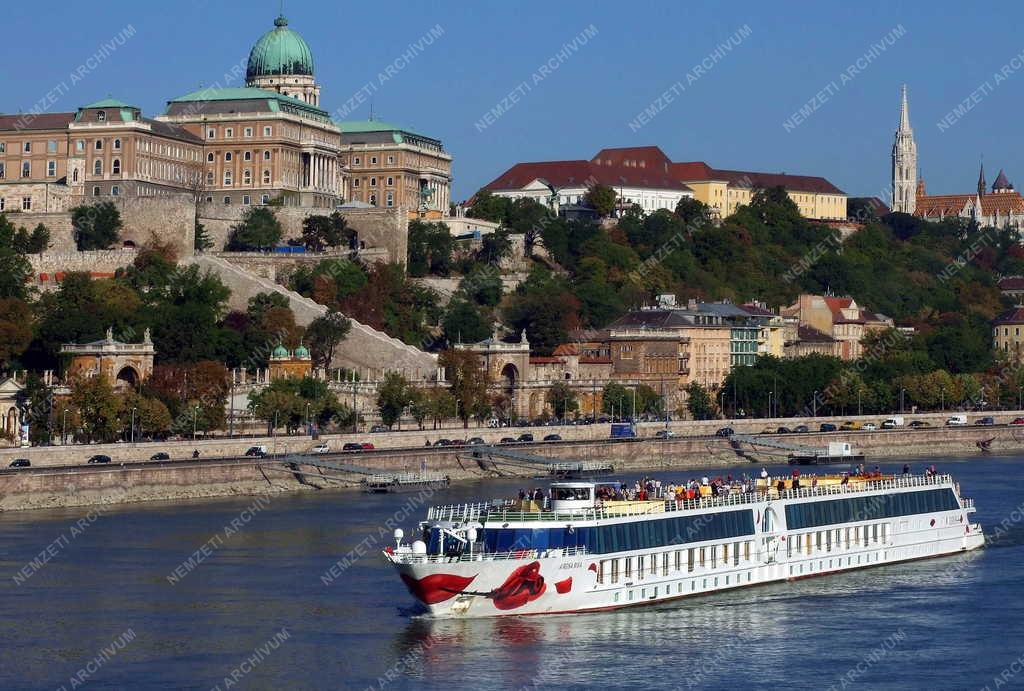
[383,472,984,618]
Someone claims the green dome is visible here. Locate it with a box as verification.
[246,15,315,82]
[272,344,290,359]
[294,344,310,359]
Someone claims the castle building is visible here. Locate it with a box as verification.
[268,343,313,380]
[992,307,1024,364]
[481,146,847,221]
[337,119,452,218]
[60,327,156,390]
[0,14,449,215]
[892,85,1024,228]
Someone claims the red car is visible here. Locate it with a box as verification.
[360,442,375,450]
[1011,417,1024,425]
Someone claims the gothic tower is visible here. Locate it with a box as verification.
[891,84,918,214]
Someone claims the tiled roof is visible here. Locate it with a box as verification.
[608,310,694,329]
[993,307,1024,325]
[0,112,75,131]
[144,118,203,144]
[740,302,776,317]
[672,161,719,181]
[916,192,1024,217]
[482,159,692,192]
[794,325,836,343]
[823,296,866,324]
[998,277,1024,291]
[712,168,845,194]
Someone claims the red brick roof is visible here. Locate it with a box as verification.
[794,325,836,343]
[916,192,1024,218]
[0,112,76,131]
[482,158,692,192]
[712,168,844,194]
[993,307,1024,325]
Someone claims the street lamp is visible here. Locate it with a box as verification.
[767,391,773,419]
[273,410,279,457]
[130,407,137,444]
[305,402,311,435]
[62,409,68,445]
[812,390,818,418]
[192,405,199,440]
[941,387,946,412]
[899,388,906,414]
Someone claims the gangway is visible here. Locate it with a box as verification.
[729,435,863,465]
[730,434,825,455]
[262,455,449,492]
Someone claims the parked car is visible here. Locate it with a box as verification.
[87,454,111,464]
[342,442,365,451]
[1011,417,1024,425]
[8,458,30,468]
[360,442,375,450]
[862,423,877,431]
[715,427,734,438]
[819,423,838,432]
[517,433,535,442]
[466,437,486,445]
[776,426,792,434]
[840,421,862,431]
[908,420,931,429]
[543,434,562,441]
[945,414,968,426]
[433,439,452,447]
[149,452,170,461]
[449,439,466,447]
[370,425,388,433]
[654,430,677,439]
[499,437,517,444]
[244,446,267,457]
[760,427,775,435]
[977,416,996,426]
[793,424,809,433]
[310,443,330,454]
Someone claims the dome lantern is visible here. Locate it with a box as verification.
[245,14,321,105]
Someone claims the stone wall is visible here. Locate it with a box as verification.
[27,249,139,285]
[215,248,388,284]
[197,203,409,264]
[4,210,77,253]
[187,254,437,375]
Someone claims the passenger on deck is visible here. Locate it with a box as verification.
[776,479,786,494]
[760,468,769,479]
[841,473,849,486]
[902,464,911,476]
[792,477,801,490]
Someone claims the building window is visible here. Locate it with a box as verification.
[207,153,214,162]
[111,185,120,196]
[263,151,271,161]
[206,172,214,185]
[387,155,394,164]
[22,197,32,211]
[97,110,106,122]
[208,128,216,139]
[112,159,121,175]
[353,157,361,166]
[224,171,232,186]
[23,142,31,153]
[48,140,57,153]
[370,177,377,187]
[386,176,393,186]
[93,186,101,196]
[263,126,272,137]
[113,139,121,150]
[21,161,30,178]
[223,196,231,205]
[94,160,102,175]
[244,127,253,138]
[0,143,4,153]
[370,156,377,165]
[225,128,233,138]
[262,170,271,184]
[0,162,6,179]
[225,152,232,162]
[243,194,251,205]
[386,191,394,207]
[369,194,377,206]
[352,179,360,188]
[261,194,270,204]
[244,151,252,161]
[0,198,4,211]
[243,170,252,184]
[47,160,56,177]
[72,168,79,182]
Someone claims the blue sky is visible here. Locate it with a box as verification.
[4,1,1024,202]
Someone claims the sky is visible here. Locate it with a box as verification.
[4,0,1024,203]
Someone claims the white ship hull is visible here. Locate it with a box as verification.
[388,476,984,618]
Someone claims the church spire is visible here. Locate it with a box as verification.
[891,84,918,214]
[978,159,986,197]
[898,83,912,133]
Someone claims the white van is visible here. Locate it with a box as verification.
[945,414,967,426]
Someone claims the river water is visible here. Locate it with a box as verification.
[1,453,1023,690]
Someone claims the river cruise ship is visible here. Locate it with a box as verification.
[384,472,984,618]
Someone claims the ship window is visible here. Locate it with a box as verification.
[687,549,694,572]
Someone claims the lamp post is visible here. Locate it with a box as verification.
[193,405,199,440]
[1018,386,1022,411]
[812,390,818,418]
[62,409,68,445]
[229,377,235,438]
[767,391,773,420]
[130,407,136,444]
[305,402,311,436]
[631,386,636,422]
[941,387,946,412]
[899,388,906,414]
[858,388,862,416]
[273,410,279,457]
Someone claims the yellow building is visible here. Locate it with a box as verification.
[992,307,1024,363]
[269,344,313,380]
[741,302,786,357]
[673,161,847,220]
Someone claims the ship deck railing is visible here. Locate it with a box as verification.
[426,473,957,524]
[392,545,590,565]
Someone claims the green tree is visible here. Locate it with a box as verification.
[71,202,122,250]
[407,220,454,277]
[0,298,33,368]
[377,371,413,429]
[674,197,710,226]
[467,190,511,223]
[442,298,490,345]
[478,230,512,265]
[546,382,579,420]
[684,382,715,420]
[121,391,173,439]
[602,382,630,417]
[301,212,352,252]
[408,388,431,430]
[458,267,502,307]
[194,221,213,252]
[70,374,122,443]
[584,184,617,218]
[305,311,351,369]
[439,349,489,428]
[226,206,283,250]
[427,388,457,429]
[17,372,53,445]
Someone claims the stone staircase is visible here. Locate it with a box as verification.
[186,254,437,378]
